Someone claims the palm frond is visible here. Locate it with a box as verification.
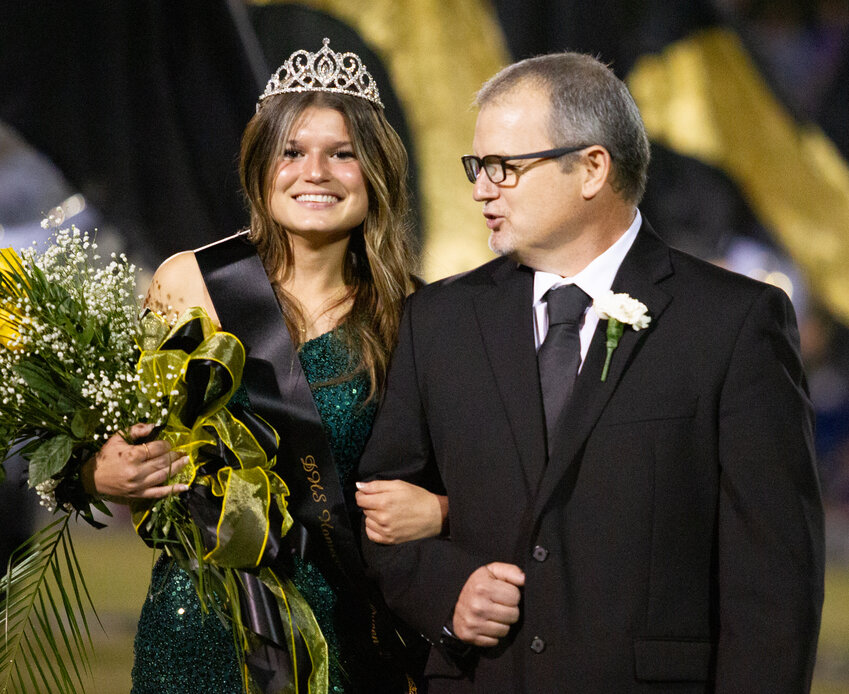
[0,516,98,694]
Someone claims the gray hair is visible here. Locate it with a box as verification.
[476,52,650,204]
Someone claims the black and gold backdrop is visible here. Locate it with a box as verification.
[2,1,848,302]
[2,1,849,521]
[1,2,849,688]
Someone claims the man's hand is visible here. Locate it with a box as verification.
[451,562,525,647]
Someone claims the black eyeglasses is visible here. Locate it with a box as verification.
[461,145,590,184]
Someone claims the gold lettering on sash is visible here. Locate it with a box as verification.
[300,454,341,567]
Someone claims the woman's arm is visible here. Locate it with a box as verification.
[355,479,448,544]
[144,250,220,325]
[81,251,216,502]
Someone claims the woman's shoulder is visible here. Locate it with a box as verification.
[154,249,199,277]
[145,250,220,325]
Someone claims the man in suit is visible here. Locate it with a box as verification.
[358,52,824,693]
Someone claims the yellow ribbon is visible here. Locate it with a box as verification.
[130,308,328,692]
[0,248,28,351]
[132,308,289,568]
[258,569,329,693]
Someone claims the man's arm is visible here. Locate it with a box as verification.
[716,285,824,692]
[358,294,487,643]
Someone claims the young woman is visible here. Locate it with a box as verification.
[83,39,446,694]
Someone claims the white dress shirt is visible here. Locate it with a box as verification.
[533,210,642,371]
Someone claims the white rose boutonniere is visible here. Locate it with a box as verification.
[592,290,651,382]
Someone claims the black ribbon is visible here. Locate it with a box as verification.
[196,233,420,690]
[135,308,315,693]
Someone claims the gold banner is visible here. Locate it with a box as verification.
[628,28,849,325]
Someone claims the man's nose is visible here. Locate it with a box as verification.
[472,170,498,201]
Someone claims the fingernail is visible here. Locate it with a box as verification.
[355,482,365,489]
[176,484,189,493]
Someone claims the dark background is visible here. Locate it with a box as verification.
[1,0,848,594]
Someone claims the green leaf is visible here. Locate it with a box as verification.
[28,435,74,487]
[70,409,98,440]
[13,361,61,400]
[0,517,98,694]
[48,281,73,307]
[79,317,96,346]
[91,497,112,517]
[54,394,78,416]
[17,437,43,460]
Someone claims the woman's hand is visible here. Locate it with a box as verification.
[81,423,189,504]
[355,479,448,544]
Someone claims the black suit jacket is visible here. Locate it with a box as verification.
[359,222,824,693]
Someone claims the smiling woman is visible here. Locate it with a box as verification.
[79,38,444,694]
[269,108,369,244]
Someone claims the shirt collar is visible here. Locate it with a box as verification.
[533,209,642,304]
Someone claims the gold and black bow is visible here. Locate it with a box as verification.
[132,307,327,694]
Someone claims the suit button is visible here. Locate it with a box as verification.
[530,637,546,653]
[532,545,549,562]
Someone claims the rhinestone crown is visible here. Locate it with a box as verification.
[258,38,383,110]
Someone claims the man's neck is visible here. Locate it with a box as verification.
[523,206,638,277]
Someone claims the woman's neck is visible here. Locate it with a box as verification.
[277,234,353,340]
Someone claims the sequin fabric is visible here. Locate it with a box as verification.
[131,556,244,693]
[131,330,376,694]
[291,330,377,694]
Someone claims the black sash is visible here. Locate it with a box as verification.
[195,232,420,691]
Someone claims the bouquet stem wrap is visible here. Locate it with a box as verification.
[131,308,327,694]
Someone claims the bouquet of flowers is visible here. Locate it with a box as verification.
[0,231,162,514]
[0,228,325,694]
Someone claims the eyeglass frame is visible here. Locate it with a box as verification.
[461,145,592,184]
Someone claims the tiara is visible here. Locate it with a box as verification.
[258,38,383,110]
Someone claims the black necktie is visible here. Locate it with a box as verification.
[537,284,591,449]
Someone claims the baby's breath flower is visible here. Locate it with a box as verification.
[0,226,147,493]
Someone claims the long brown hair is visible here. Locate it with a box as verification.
[239,91,417,399]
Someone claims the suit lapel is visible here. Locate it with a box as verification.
[473,260,547,496]
[533,223,674,514]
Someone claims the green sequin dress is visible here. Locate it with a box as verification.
[131,330,380,694]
